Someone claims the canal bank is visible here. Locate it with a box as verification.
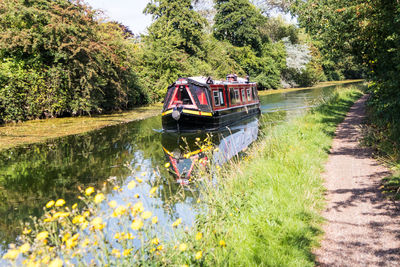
[0,80,361,151]
[2,86,364,266]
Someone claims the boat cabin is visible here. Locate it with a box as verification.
[162,75,260,132]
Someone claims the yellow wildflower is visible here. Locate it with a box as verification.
[127,180,136,189]
[131,219,143,230]
[126,233,135,240]
[141,172,147,176]
[123,249,133,256]
[157,245,163,251]
[22,228,31,235]
[219,240,226,247]
[112,205,127,217]
[94,193,105,204]
[72,215,85,224]
[195,251,202,260]
[150,248,156,253]
[62,233,71,243]
[44,217,53,223]
[66,238,77,249]
[81,238,90,248]
[132,201,144,213]
[85,187,95,196]
[195,232,203,240]
[179,243,187,251]
[48,258,63,267]
[134,194,140,198]
[141,211,152,219]
[83,211,90,217]
[152,216,158,224]
[81,221,89,230]
[72,203,78,209]
[182,265,189,267]
[108,200,117,208]
[19,243,30,254]
[172,218,182,227]
[36,231,48,241]
[164,162,170,168]
[53,212,70,219]
[114,232,121,239]
[3,249,19,260]
[149,187,158,196]
[195,137,200,141]
[45,200,55,209]
[113,186,120,191]
[151,238,159,245]
[55,199,66,207]
[112,249,121,258]
[91,217,105,230]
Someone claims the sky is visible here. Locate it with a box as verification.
[84,0,296,35]
[85,0,153,34]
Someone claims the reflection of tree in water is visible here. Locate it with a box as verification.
[0,116,165,249]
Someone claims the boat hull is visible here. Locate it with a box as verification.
[162,103,260,132]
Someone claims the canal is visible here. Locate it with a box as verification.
[0,82,361,252]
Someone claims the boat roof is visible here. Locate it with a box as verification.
[187,76,256,86]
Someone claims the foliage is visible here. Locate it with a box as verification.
[293,0,400,178]
[0,0,148,122]
[213,0,264,52]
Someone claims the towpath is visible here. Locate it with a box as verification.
[315,95,400,266]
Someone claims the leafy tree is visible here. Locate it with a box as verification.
[0,0,147,122]
[144,0,207,56]
[213,0,264,51]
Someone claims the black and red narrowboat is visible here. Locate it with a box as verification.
[161,74,260,132]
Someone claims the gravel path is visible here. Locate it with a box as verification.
[315,95,400,266]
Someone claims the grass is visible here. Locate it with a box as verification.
[0,80,362,151]
[190,86,364,266]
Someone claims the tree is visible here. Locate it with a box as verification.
[144,0,207,56]
[213,0,264,51]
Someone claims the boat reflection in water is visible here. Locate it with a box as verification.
[161,118,259,183]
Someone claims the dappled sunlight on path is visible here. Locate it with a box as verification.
[315,95,400,266]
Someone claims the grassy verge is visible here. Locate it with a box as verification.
[257,79,363,96]
[2,86,363,266]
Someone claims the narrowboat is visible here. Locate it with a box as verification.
[161,74,260,132]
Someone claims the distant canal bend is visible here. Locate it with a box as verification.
[0,82,362,252]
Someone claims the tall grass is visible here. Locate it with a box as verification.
[2,87,363,266]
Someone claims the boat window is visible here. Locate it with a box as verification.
[247,88,251,101]
[219,89,225,106]
[172,85,193,105]
[213,90,220,106]
[229,88,240,105]
[192,85,208,105]
[241,89,246,103]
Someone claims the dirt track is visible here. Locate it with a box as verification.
[315,95,400,266]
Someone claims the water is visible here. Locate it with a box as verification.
[0,83,360,251]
